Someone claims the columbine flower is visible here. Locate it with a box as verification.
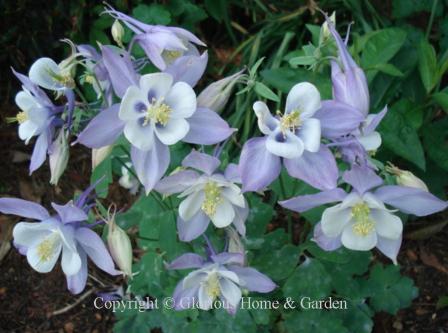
[155,151,248,241]
[280,165,447,263]
[239,82,354,192]
[11,69,60,174]
[197,69,245,113]
[104,5,206,71]
[76,47,233,193]
[168,251,276,312]
[0,188,119,294]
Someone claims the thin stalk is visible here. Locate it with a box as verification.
[426,0,438,39]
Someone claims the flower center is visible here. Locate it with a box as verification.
[84,74,96,85]
[205,272,221,299]
[279,110,301,133]
[201,182,221,217]
[143,99,172,127]
[36,233,59,262]
[162,50,183,63]
[351,202,375,236]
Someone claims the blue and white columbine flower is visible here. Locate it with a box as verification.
[0,189,119,294]
[168,251,276,312]
[280,165,447,263]
[156,151,248,241]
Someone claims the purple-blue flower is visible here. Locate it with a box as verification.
[0,188,120,294]
[280,165,447,263]
[104,5,206,72]
[155,150,248,241]
[239,82,361,192]
[76,46,234,194]
[167,251,276,313]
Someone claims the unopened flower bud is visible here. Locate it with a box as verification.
[320,11,336,44]
[107,209,133,277]
[49,130,69,185]
[92,145,113,170]
[197,69,245,113]
[226,227,245,263]
[119,163,139,194]
[386,163,428,192]
[111,20,125,47]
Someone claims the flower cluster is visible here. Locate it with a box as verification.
[2,7,447,316]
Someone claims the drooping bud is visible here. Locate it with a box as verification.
[106,206,133,277]
[92,145,113,170]
[49,130,69,185]
[226,227,245,263]
[118,163,139,194]
[111,20,125,48]
[197,69,245,113]
[386,163,428,192]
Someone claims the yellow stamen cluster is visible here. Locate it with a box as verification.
[143,101,172,127]
[205,272,221,299]
[85,74,96,85]
[37,235,57,262]
[279,110,301,133]
[201,182,221,217]
[163,50,182,62]
[351,202,375,236]
[6,112,28,124]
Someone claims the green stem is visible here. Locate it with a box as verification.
[426,0,438,39]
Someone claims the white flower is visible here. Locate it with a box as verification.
[320,192,403,251]
[13,218,81,275]
[118,162,139,194]
[254,82,321,159]
[29,57,75,91]
[183,263,242,310]
[178,173,246,228]
[119,73,196,151]
[13,89,50,144]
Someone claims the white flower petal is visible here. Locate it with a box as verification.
[221,187,245,208]
[179,190,205,221]
[13,221,53,247]
[321,205,352,237]
[182,270,207,289]
[210,200,235,228]
[154,117,189,145]
[298,118,321,152]
[266,128,304,159]
[18,121,39,143]
[123,120,154,151]
[253,101,278,134]
[358,131,381,151]
[15,91,39,112]
[285,82,321,119]
[340,192,362,209]
[198,285,213,310]
[341,223,377,251]
[119,86,148,121]
[27,235,62,273]
[363,192,387,210]
[139,73,173,100]
[165,82,197,119]
[371,209,403,240]
[219,278,242,307]
[218,269,240,285]
[61,244,82,276]
[29,57,64,90]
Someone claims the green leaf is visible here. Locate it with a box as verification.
[361,264,418,314]
[283,258,332,300]
[436,296,448,310]
[418,39,438,93]
[373,63,404,77]
[432,92,448,113]
[361,28,407,81]
[422,118,448,171]
[132,4,171,25]
[252,243,298,280]
[379,100,426,170]
[283,310,349,333]
[246,195,274,237]
[254,82,280,102]
[90,154,112,198]
[261,67,332,99]
[289,56,316,66]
